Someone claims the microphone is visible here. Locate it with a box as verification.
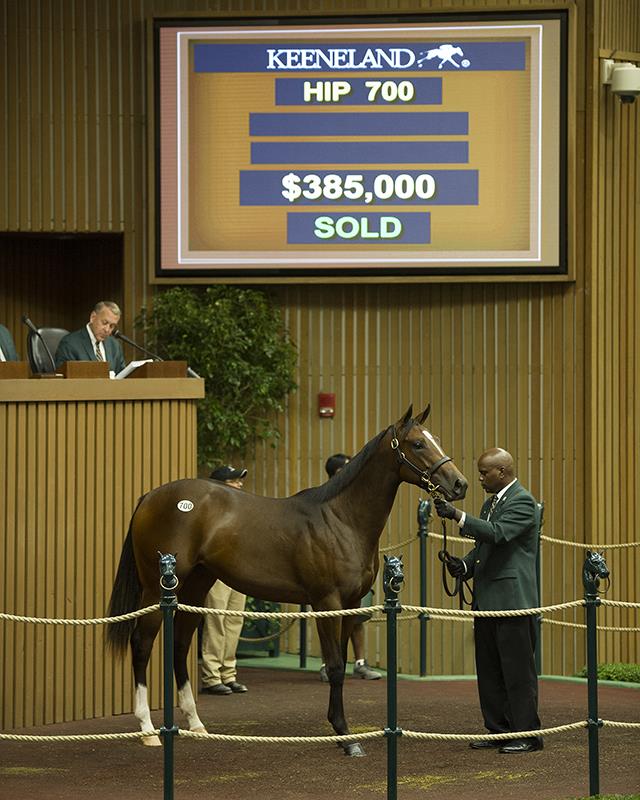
[22,315,57,373]
[113,330,201,379]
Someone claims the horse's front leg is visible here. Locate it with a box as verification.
[316,614,365,757]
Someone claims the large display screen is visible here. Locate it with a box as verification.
[153,14,567,280]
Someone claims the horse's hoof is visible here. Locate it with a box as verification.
[341,741,366,757]
[190,726,207,734]
[141,734,162,747]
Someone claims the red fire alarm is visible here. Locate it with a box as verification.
[318,392,336,418]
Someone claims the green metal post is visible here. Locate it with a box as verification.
[417,499,430,677]
[159,553,179,800]
[534,502,544,675]
[383,555,404,800]
[582,550,608,797]
[299,604,307,669]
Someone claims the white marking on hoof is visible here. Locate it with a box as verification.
[141,734,162,747]
[134,684,157,741]
[178,681,206,732]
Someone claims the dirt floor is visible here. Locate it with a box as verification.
[2,665,639,800]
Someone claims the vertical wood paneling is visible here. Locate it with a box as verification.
[0,391,199,729]
[587,0,640,666]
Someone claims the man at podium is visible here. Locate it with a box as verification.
[0,323,19,361]
[55,300,126,375]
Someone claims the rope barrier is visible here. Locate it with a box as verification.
[0,730,159,742]
[0,605,160,625]
[179,729,385,744]
[423,529,640,550]
[2,597,635,627]
[543,618,640,632]
[540,535,640,550]
[403,720,588,741]
[379,534,417,553]
[600,599,640,609]
[4,718,638,745]
[239,619,297,643]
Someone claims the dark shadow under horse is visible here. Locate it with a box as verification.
[107,405,467,755]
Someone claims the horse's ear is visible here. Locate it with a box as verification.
[401,405,413,424]
[417,404,431,424]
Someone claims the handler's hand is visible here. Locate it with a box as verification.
[446,556,465,579]
[434,497,457,520]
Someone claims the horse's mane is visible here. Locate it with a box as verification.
[294,426,391,503]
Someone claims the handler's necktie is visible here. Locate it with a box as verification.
[488,494,499,519]
[95,342,104,361]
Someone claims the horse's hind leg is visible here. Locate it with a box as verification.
[131,606,163,746]
[317,613,365,757]
[174,566,216,733]
[173,609,208,732]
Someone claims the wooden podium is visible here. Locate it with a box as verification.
[0,361,30,379]
[59,361,110,378]
[0,377,204,729]
[127,360,187,378]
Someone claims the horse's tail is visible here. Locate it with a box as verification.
[106,497,144,655]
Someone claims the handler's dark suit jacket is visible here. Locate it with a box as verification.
[55,327,126,374]
[0,324,19,361]
[461,481,540,611]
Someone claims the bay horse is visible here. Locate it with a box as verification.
[106,405,467,755]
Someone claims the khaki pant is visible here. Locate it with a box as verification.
[201,581,246,687]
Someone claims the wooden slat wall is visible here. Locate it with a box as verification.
[0,0,638,727]
[588,0,640,666]
[0,395,198,729]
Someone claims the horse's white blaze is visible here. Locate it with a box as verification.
[178,681,206,732]
[134,684,155,733]
[421,428,446,456]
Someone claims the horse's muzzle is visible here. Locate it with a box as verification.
[447,477,468,501]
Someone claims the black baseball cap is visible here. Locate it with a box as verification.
[210,465,248,481]
[325,453,351,477]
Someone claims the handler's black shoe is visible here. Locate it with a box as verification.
[223,681,248,693]
[469,738,503,749]
[499,737,543,753]
[201,683,232,695]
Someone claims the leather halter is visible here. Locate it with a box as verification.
[390,425,452,496]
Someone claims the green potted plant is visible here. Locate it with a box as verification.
[137,286,297,469]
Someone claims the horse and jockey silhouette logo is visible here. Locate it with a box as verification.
[418,44,471,70]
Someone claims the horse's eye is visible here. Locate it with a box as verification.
[413,440,424,449]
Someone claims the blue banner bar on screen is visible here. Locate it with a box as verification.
[275,78,443,105]
[239,170,478,206]
[193,42,526,73]
[287,212,431,244]
[250,112,468,136]
[251,141,468,164]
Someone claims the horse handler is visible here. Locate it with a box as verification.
[200,464,249,696]
[434,447,543,753]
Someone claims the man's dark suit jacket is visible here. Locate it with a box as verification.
[55,327,125,374]
[461,481,540,611]
[0,324,19,361]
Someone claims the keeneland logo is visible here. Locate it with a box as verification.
[266,44,471,70]
[417,44,471,70]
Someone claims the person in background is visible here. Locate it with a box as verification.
[200,464,249,695]
[55,300,125,375]
[434,447,542,754]
[319,453,382,682]
[0,323,19,361]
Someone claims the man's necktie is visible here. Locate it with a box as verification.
[488,494,499,518]
[95,342,104,361]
